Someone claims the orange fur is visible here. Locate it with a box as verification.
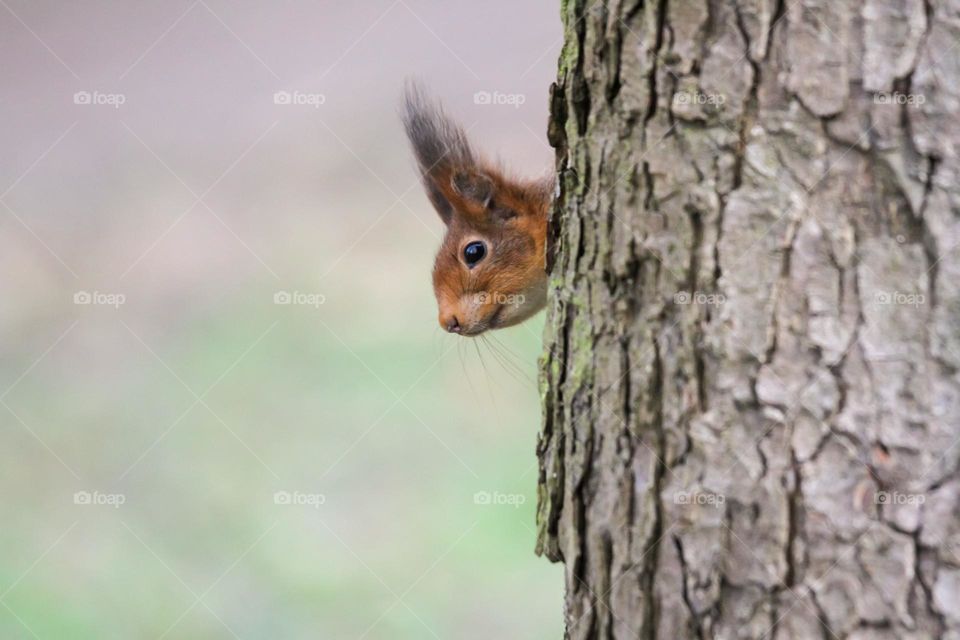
[402,84,550,336]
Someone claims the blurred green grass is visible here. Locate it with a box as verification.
[0,280,561,639]
[0,3,563,632]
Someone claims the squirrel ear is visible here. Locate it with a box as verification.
[401,82,477,226]
[423,178,455,225]
[451,171,493,209]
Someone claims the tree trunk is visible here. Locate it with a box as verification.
[536,0,960,638]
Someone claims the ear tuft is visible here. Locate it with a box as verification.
[451,171,493,208]
[401,81,476,224]
[401,82,475,171]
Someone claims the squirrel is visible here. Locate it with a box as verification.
[401,84,552,337]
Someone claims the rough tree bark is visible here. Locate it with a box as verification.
[536,0,960,638]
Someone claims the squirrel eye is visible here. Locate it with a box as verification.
[462,241,487,267]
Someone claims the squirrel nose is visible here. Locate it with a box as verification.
[442,315,461,333]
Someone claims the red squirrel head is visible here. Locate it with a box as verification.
[402,85,550,336]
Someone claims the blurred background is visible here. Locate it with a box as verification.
[0,1,562,638]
